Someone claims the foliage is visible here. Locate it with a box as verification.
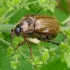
[40,58,70,70]
[0,0,70,70]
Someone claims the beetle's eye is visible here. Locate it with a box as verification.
[14,27,22,35]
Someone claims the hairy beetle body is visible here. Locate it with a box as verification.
[14,15,59,41]
[10,10,66,68]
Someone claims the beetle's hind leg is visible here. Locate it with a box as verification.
[47,40,60,45]
[47,34,67,45]
[48,35,67,45]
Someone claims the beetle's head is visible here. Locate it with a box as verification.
[14,17,35,36]
[11,19,30,36]
[14,25,23,36]
[10,23,23,47]
[10,25,23,37]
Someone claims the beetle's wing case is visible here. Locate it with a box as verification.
[34,16,59,35]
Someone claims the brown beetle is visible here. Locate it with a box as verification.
[10,8,66,61]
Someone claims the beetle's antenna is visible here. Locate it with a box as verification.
[36,7,43,15]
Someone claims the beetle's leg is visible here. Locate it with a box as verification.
[26,41,33,59]
[47,40,60,45]
[14,40,27,50]
[59,35,67,44]
[10,29,14,47]
[14,36,28,50]
[26,41,36,68]
[48,27,67,45]
[47,35,67,45]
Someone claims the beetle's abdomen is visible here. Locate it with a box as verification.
[28,32,57,41]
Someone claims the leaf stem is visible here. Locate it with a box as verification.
[61,16,70,24]
[0,24,15,32]
[0,38,10,45]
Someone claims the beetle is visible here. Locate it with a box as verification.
[10,8,66,61]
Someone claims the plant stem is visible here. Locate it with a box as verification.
[0,38,10,45]
[0,24,15,32]
[61,16,70,24]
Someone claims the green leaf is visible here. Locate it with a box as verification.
[40,58,70,70]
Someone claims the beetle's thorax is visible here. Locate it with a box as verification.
[22,16,36,33]
[14,15,36,36]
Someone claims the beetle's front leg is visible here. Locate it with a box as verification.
[14,36,28,50]
[10,29,14,47]
[14,40,27,50]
